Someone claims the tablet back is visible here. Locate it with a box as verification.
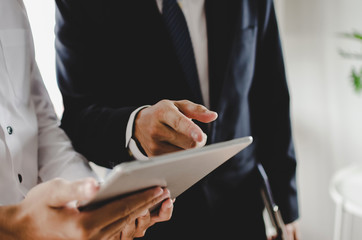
[81,136,253,210]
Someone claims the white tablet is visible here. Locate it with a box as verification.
[79,136,253,210]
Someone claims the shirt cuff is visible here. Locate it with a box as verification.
[125,106,150,161]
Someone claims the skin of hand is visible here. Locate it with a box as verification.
[285,221,301,240]
[267,221,301,240]
[116,198,175,240]
[134,99,218,156]
[0,178,171,240]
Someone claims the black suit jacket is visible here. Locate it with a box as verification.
[55,0,299,237]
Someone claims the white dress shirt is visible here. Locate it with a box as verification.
[126,0,209,159]
[0,0,96,205]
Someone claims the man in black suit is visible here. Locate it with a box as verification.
[55,0,300,239]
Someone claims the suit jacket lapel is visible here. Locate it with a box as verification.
[206,0,257,111]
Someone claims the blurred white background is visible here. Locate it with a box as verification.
[275,0,362,239]
[24,0,362,239]
[23,0,62,116]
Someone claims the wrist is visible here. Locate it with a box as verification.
[126,106,150,160]
[131,106,149,144]
[125,105,150,149]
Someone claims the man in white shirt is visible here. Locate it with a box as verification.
[0,0,173,238]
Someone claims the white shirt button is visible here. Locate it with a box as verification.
[6,126,13,135]
[18,174,22,183]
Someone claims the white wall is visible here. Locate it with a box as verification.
[23,0,63,117]
[275,0,362,239]
[24,0,362,239]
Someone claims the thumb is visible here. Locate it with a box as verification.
[44,178,99,207]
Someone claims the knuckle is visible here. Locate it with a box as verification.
[173,115,184,131]
[195,103,207,112]
[179,99,191,105]
[52,178,66,187]
[153,106,164,119]
[47,178,67,203]
[158,99,171,107]
[184,121,194,134]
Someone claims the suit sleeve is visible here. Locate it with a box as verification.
[55,0,136,168]
[251,0,299,224]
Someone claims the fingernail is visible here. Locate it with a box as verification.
[191,131,200,142]
[165,188,171,197]
[154,188,164,197]
[202,133,207,141]
[140,209,149,216]
[82,181,96,198]
[195,133,207,148]
[165,199,173,208]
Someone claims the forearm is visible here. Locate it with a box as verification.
[61,103,136,168]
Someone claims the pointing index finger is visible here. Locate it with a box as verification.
[161,106,204,142]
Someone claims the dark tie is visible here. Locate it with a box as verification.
[162,0,202,104]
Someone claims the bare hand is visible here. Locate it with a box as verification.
[16,178,171,240]
[134,100,218,156]
[267,221,301,240]
[285,221,301,240]
[118,198,174,240]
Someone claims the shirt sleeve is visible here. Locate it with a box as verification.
[30,62,97,182]
[125,106,150,161]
